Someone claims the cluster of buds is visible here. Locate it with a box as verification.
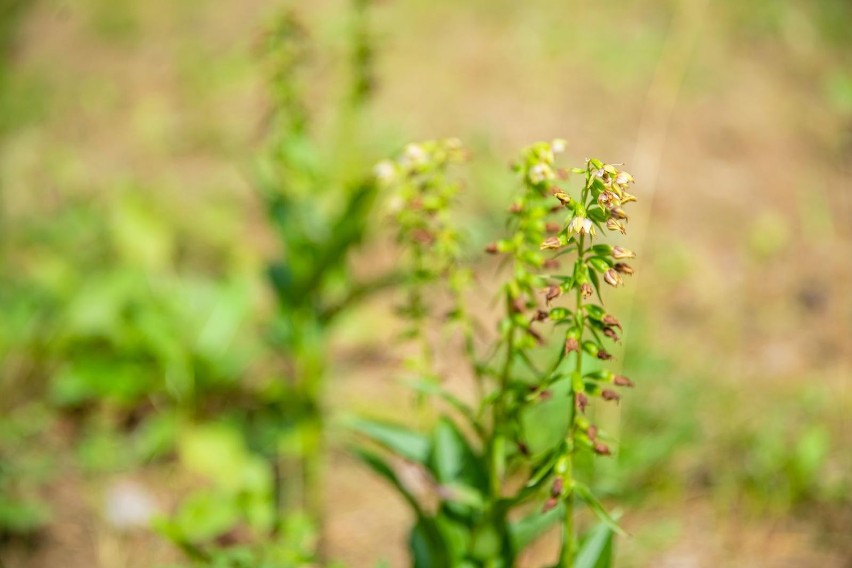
[376,139,468,351]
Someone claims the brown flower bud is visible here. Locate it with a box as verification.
[580,282,593,299]
[551,476,564,497]
[511,298,526,313]
[611,246,635,259]
[575,392,589,413]
[610,207,629,220]
[602,314,622,329]
[542,496,559,512]
[539,389,553,401]
[614,262,634,275]
[517,442,530,457]
[587,425,598,440]
[508,202,523,213]
[597,349,613,360]
[540,236,562,250]
[411,228,434,244]
[545,222,562,233]
[553,192,572,206]
[603,327,620,341]
[532,309,549,322]
[593,442,612,456]
[544,285,561,304]
[603,269,622,287]
[485,242,499,254]
[543,259,560,270]
[564,337,580,354]
[601,389,620,402]
[613,375,634,387]
[606,218,626,235]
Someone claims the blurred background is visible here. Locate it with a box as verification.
[0,0,849,566]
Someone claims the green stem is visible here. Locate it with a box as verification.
[490,290,515,498]
[560,232,586,566]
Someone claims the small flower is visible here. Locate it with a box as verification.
[551,476,564,497]
[570,216,596,237]
[613,262,634,275]
[597,349,613,360]
[620,192,638,204]
[553,192,572,206]
[610,207,629,220]
[402,143,427,168]
[540,236,562,250]
[603,269,622,287]
[551,139,567,153]
[373,160,396,185]
[602,314,622,329]
[613,375,634,387]
[575,392,589,413]
[580,282,593,299]
[611,246,635,259]
[614,171,634,187]
[564,337,580,353]
[528,163,555,184]
[543,286,561,306]
[602,327,619,341]
[606,218,626,235]
[586,425,598,440]
[601,389,620,402]
[598,191,620,209]
[542,496,559,512]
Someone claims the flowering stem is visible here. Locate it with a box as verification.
[560,232,586,566]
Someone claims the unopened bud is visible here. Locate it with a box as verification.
[551,476,564,497]
[613,375,634,387]
[580,282,593,299]
[606,218,626,235]
[610,207,629,220]
[509,202,523,213]
[593,442,612,456]
[602,314,622,329]
[575,392,589,413]
[543,259,560,270]
[545,285,561,304]
[511,298,526,313]
[620,192,637,204]
[532,309,549,322]
[540,236,562,250]
[603,327,619,341]
[601,389,620,402]
[545,222,561,233]
[614,262,634,275]
[554,192,572,206]
[611,246,635,259]
[597,349,613,360]
[603,269,622,287]
[539,389,553,401]
[564,337,580,354]
[517,442,530,457]
[485,242,499,254]
[411,228,434,244]
[587,425,598,440]
[542,496,559,512]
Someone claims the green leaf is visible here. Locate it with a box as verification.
[351,447,423,514]
[410,517,453,568]
[576,522,615,568]
[510,501,564,551]
[429,418,487,491]
[348,417,430,463]
[520,378,572,458]
[574,484,626,536]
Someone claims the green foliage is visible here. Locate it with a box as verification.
[353,139,638,566]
